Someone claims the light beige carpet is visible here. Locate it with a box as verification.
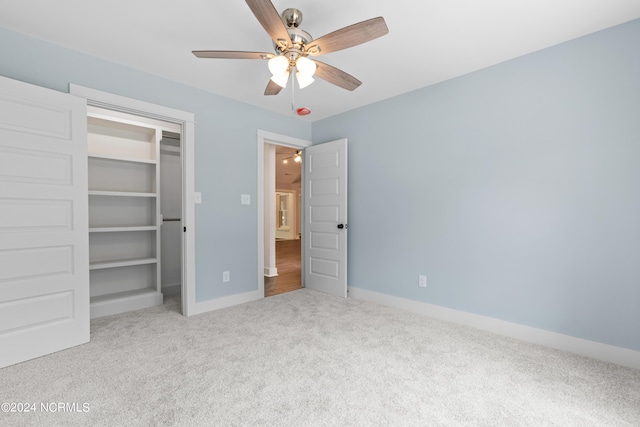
[1,289,639,426]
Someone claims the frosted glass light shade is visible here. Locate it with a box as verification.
[271,71,290,88]
[296,57,316,77]
[296,72,314,89]
[268,56,289,76]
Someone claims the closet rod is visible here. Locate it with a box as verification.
[163,218,181,222]
[161,133,181,142]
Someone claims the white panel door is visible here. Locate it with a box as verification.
[0,75,89,368]
[304,139,347,297]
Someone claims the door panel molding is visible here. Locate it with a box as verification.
[0,75,89,368]
[304,139,348,298]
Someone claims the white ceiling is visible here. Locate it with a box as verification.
[2,1,639,122]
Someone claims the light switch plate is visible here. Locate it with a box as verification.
[194,192,202,204]
[419,275,427,288]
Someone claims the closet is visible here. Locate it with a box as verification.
[86,106,182,318]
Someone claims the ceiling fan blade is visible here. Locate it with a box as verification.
[245,0,292,50]
[314,61,362,91]
[264,79,283,96]
[306,17,388,56]
[192,51,273,60]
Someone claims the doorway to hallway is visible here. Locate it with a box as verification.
[265,146,302,297]
[258,131,349,300]
[257,130,311,299]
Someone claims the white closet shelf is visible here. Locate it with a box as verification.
[89,190,157,197]
[89,226,158,233]
[90,288,160,306]
[88,153,157,164]
[90,257,158,270]
[87,106,164,319]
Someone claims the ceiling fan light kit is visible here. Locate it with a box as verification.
[282,149,303,163]
[192,0,389,101]
[267,54,316,89]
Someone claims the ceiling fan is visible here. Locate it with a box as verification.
[281,150,302,164]
[192,0,389,96]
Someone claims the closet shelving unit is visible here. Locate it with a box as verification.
[87,106,176,318]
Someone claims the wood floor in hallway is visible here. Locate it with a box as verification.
[265,239,301,297]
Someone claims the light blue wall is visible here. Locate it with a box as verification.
[313,19,640,351]
[3,19,639,351]
[0,27,311,302]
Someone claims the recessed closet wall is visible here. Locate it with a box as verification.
[160,132,183,296]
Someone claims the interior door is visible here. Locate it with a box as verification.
[303,139,348,297]
[0,75,90,368]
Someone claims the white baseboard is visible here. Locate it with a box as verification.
[189,289,263,316]
[264,267,278,277]
[91,291,163,319]
[348,286,640,370]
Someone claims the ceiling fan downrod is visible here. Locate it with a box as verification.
[291,69,295,110]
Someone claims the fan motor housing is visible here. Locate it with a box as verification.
[273,8,312,57]
[287,27,312,47]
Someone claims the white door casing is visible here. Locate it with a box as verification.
[304,139,348,298]
[69,84,196,317]
[0,76,90,368]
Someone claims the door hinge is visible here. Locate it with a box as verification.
[183,226,186,232]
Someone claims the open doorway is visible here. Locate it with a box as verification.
[265,146,302,296]
[258,131,348,299]
[258,131,311,299]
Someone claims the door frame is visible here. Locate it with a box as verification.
[69,84,196,316]
[257,130,311,297]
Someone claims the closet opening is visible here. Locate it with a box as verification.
[86,106,185,318]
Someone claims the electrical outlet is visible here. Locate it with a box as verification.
[223,271,230,283]
[419,275,427,288]
[241,194,251,205]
